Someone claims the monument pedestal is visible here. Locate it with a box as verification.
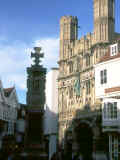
[24,107,48,160]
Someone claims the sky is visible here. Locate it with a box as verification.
[0,0,120,104]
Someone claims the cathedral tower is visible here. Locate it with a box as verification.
[94,0,115,43]
[60,16,78,60]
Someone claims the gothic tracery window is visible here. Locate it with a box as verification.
[86,55,90,67]
[69,62,73,73]
[86,80,90,95]
[69,87,73,99]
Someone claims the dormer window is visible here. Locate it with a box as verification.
[110,43,118,56]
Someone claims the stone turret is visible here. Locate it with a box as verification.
[59,16,78,60]
[94,0,115,43]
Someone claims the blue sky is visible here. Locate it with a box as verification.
[0,0,120,104]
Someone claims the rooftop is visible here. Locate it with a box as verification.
[4,87,14,97]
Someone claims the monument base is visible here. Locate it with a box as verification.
[24,111,48,160]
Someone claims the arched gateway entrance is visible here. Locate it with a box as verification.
[74,122,93,160]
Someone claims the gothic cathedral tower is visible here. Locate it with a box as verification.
[94,0,115,43]
[60,16,78,61]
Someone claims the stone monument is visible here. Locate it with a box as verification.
[24,47,47,159]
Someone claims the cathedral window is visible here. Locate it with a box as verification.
[69,87,73,99]
[96,49,98,58]
[100,69,107,84]
[105,24,107,40]
[69,62,73,73]
[76,57,80,71]
[86,80,90,95]
[74,78,80,96]
[85,55,90,67]
[70,49,72,56]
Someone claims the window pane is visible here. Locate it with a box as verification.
[86,80,90,95]
[110,103,113,119]
[104,69,107,83]
[114,102,117,119]
[108,103,113,119]
[114,102,117,108]
[115,46,116,53]
[108,103,110,119]
[103,103,106,119]
[100,70,103,84]
[88,81,90,94]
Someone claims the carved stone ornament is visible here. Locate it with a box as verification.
[31,47,44,66]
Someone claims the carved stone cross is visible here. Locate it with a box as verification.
[31,47,44,65]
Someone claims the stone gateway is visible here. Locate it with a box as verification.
[58,0,120,159]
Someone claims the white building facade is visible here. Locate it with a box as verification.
[95,56,120,98]
[0,79,19,149]
[44,68,59,160]
[95,41,120,160]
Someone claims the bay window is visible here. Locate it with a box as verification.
[103,102,117,120]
